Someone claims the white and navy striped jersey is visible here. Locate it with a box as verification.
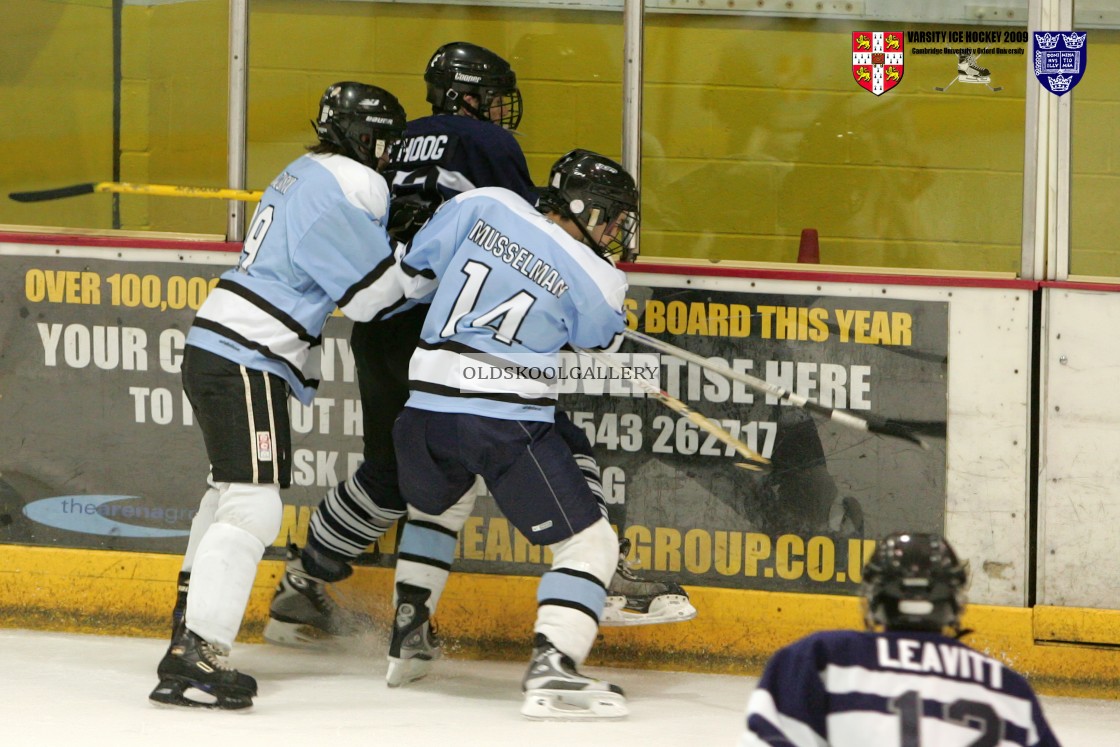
[742,630,1061,747]
[186,153,404,405]
[399,187,627,422]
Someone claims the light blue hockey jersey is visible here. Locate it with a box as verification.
[399,187,628,422]
[186,153,405,405]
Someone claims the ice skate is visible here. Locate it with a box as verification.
[520,634,628,720]
[600,538,697,626]
[149,627,256,710]
[936,53,1002,92]
[386,582,442,687]
[263,545,372,649]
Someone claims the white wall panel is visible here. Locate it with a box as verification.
[1038,286,1120,609]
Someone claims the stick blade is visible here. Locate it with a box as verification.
[867,419,930,448]
[9,183,97,202]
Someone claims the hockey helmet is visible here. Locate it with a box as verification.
[862,532,968,634]
[313,82,407,170]
[424,42,523,130]
[538,149,640,262]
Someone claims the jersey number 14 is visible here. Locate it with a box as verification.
[441,259,536,345]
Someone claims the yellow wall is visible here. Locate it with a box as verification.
[1069,28,1120,277]
[1,3,1118,269]
[641,19,1027,270]
[3,1,116,231]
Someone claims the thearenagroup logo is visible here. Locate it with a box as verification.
[22,495,192,538]
[1033,31,1087,96]
[852,31,904,96]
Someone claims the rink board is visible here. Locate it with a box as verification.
[4,233,1120,697]
[1,236,1036,608]
[2,544,1118,699]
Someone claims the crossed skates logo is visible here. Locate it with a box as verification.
[852,32,904,96]
[935,52,1003,93]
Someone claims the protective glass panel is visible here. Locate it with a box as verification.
[245,1,624,207]
[1068,25,1120,278]
[0,0,229,235]
[640,9,1030,272]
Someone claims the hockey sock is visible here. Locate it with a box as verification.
[394,519,456,611]
[535,518,616,663]
[306,466,406,559]
[185,521,266,651]
[181,482,221,572]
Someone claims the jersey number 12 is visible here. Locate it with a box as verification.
[889,690,1002,747]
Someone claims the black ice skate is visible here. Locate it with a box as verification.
[520,634,627,720]
[936,53,1002,92]
[149,627,256,710]
[263,545,372,649]
[385,582,442,687]
[600,538,697,626]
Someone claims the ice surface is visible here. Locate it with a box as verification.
[3,629,1116,746]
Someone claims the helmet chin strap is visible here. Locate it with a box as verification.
[461,100,487,121]
[558,202,611,260]
[340,138,370,168]
[448,90,487,122]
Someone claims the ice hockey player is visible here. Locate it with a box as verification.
[262,41,693,652]
[740,531,1061,746]
[149,81,407,710]
[262,40,533,650]
[386,149,639,719]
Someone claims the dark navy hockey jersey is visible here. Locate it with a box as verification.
[385,113,536,206]
[742,629,1061,747]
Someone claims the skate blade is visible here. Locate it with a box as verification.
[263,618,342,651]
[521,689,628,720]
[600,595,698,627]
[386,652,439,688]
[149,679,253,711]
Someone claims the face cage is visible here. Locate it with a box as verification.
[456,87,522,130]
[485,88,522,130]
[600,210,639,262]
[577,203,639,262]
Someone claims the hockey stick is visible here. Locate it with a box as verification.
[573,347,770,471]
[9,181,264,203]
[622,329,928,448]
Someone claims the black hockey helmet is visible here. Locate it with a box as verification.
[424,41,523,130]
[538,149,640,262]
[862,532,968,634]
[312,82,407,170]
